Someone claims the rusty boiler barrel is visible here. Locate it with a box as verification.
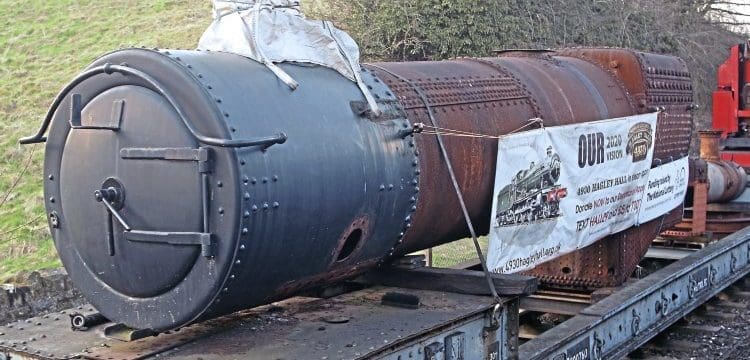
[34,48,692,331]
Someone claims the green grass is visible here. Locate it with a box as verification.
[0,0,212,280]
[431,237,489,268]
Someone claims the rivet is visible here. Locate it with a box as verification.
[48,174,54,180]
[411,205,417,212]
[273,202,280,208]
[411,179,418,185]
[240,159,246,166]
[273,175,279,182]
[217,181,223,187]
[262,177,269,183]
[244,192,251,200]
[263,203,269,210]
[198,74,203,78]
[379,184,386,191]
[415,169,421,175]
[251,177,258,184]
[410,197,416,203]
[223,288,228,292]
[388,184,394,190]
[252,205,259,212]
[216,98,222,103]
[235,259,241,264]
[412,160,418,167]
[242,228,248,234]
[244,211,250,218]
[49,197,55,203]
[226,113,231,119]
[243,176,250,184]
[240,244,246,250]
[207,85,213,90]
[218,207,225,214]
[230,274,236,279]
[187,64,193,69]
[414,186,420,193]
[399,232,404,237]
[408,141,415,147]
[175,56,181,61]
[405,215,411,222]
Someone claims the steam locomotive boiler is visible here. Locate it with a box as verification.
[21,47,693,331]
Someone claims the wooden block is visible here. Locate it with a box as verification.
[363,267,538,296]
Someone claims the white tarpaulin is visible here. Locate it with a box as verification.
[198,0,380,113]
[488,113,666,274]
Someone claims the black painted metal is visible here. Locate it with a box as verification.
[39,49,416,331]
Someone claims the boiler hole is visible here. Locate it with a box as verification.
[337,228,363,262]
[561,267,571,274]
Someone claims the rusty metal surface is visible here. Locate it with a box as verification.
[368,50,637,256]
[699,130,724,161]
[523,49,693,289]
[558,48,694,163]
[0,289,506,360]
[525,209,683,289]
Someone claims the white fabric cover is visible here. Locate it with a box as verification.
[198,0,362,83]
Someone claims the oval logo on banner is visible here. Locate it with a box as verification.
[626,122,654,163]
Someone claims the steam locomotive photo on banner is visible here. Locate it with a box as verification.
[494,146,568,226]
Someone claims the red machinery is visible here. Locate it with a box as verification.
[714,41,750,166]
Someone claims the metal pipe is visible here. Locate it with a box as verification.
[699,130,748,202]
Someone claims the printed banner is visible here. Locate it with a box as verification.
[638,156,689,224]
[487,113,659,274]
